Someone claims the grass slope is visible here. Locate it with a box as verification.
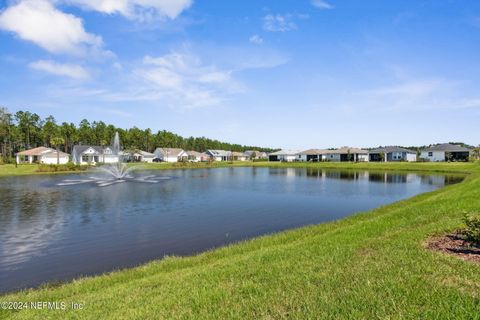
[1,163,480,319]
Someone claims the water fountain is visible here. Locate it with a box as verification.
[58,132,168,187]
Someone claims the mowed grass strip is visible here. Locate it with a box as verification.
[0,163,479,319]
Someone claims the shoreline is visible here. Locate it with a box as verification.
[0,162,479,319]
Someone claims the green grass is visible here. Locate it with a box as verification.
[1,162,480,319]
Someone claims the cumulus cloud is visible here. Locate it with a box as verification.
[114,52,236,108]
[249,34,264,45]
[0,0,103,55]
[311,0,333,9]
[29,60,89,79]
[61,0,193,21]
[263,14,298,32]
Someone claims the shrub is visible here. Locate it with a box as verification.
[462,213,480,246]
[37,163,89,173]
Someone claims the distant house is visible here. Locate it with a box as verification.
[297,149,329,162]
[16,147,69,165]
[268,150,300,162]
[153,148,188,162]
[72,146,120,165]
[186,151,211,162]
[124,150,155,163]
[324,147,369,162]
[244,150,268,160]
[420,143,472,162]
[369,147,417,162]
[230,151,248,161]
[205,150,231,161]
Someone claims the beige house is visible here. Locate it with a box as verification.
[231,152,248,161]
[16,147,69,164]
[186,151,211,162]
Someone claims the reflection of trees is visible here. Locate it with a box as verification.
[0,186,66,269]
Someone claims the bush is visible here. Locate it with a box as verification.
[37,162,89,173]
[462,213,480,246]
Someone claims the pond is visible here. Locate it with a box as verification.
[0,167,463,293]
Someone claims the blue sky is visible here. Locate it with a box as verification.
[1,0,479,149]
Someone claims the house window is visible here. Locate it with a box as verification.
[82,155,89,162]
[428,152,433,157]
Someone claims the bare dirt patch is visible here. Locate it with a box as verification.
[427,233,480,263]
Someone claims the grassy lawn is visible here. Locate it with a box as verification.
[1,162,479,319]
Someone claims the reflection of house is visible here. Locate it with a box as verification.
[369,147,417,162]
[231,152,248,161]
[153,148,187,162]
[16,147,69,164]
[186,151,211,162]
[268,150,300,162]
[72,146,120,165]
[324,147,369,162]
[205,150,231,161]
[124,150,155,163]
[244,150,268,159]
[420,143,472,162]
[297,149,329,162]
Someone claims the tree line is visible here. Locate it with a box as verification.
[0,107,276,163]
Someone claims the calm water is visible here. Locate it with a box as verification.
[0,167,463,293]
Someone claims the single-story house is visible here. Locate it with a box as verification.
[231,151,248,161]
[244,150,268,159]
[297,149,329,162]
[268,150,300,162]
[186,151,211,162]
[205,150,231,161]
[369,147,417,162]
[72,145,120,165]
[16,147,69,165]
[324,147,369,162]
[124,150,155,163]
[153,148,188,162]
[420,143,472,162]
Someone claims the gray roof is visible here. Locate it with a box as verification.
[206,150,231,157]
[269,149,301,156]
[370,146,416,154]
[423,143,472,152]
[72,145,104,155]
[154,148,186,157]
[186,150,210,157]
[138,150,155,157]
[327,147,368,155]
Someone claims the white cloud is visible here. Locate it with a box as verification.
[29,60,89,79]
[119,52,237,108]
[61,0,193,21]
[249,34,264,45]
[0,0,103,55]
[311,0,333,9]
[263,14,297,32]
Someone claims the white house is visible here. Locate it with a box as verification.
[186,151,211,162]
[297,149,329,162]
[16,147,69,165]
[268,150,300,162]
[420,143,472,162]
[369,147,417,162]
[72,145,120,165]
[205,150,231,161]
[153,148,188,162]
[324,147,369,162]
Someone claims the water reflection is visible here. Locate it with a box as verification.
[0,168,463,293]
